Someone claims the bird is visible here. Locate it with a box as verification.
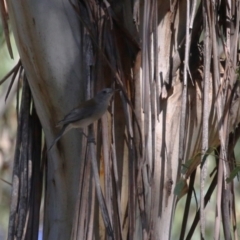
[49,88,116,150]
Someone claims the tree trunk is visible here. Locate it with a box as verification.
[5,0,240,239]
[6,1,85,239]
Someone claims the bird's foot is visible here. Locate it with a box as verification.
[87,136,96,144]
[80,130,96,144]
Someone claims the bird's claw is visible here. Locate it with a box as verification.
[87,136,96,144]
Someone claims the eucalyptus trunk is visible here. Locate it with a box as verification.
[4,0,240,240]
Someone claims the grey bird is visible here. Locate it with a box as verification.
[49,88,115,150]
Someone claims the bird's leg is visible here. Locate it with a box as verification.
[78,129,96,144]
[87,135,96,144]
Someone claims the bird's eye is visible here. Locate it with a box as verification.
[103,90,107,94]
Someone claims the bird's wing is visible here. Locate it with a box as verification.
[57,106,94,127]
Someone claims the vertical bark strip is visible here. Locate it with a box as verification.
[3,0,240,239]
[179,0,190,167]
[200,0,211,238]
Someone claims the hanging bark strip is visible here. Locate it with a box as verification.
[8,77,30,239]
[178,0,190,168]
[7,76,44,239]
[200,0,211,238]
[211,2,223,239]
[88,126,114,239]
[25,106,44,240]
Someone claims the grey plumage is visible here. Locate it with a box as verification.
[49,88,115,151]
[48,124,68,151]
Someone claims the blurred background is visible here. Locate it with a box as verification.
[172,151,240,239]
[0,27,18,238]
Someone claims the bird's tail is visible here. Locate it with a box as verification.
[56,120,64,128]
[48,124,68,151]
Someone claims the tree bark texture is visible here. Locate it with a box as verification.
[5,0,240,239]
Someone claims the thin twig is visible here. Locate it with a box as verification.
[179,170,196,240]
[186,172,217,240]
[0,60,21,85]
[0,177,12,185]
[0,0,13,58]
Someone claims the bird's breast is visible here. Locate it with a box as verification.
[70,105,107,129]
